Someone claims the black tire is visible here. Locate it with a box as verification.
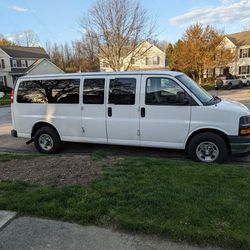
[34,127,62,154]
[238,81,243,88]
[187,132,229,163]
[227,82,232,90]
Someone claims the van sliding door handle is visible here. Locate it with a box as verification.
[108,107,112,117]
[141,107,145,118]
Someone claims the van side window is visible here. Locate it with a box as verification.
[109,78,136,105]
[83,79,105,104]
[17,79,80,104]
[146,77,185,105]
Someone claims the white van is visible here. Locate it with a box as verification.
[11,71,250,163]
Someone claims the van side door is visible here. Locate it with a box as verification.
[139,75,191,149]
[81,77,107,143]
[106,75,141,146]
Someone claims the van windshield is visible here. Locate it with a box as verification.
[176,74,213,105]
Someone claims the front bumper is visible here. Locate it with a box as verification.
[228,135,250,155]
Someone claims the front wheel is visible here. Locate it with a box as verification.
[227,82,232,90]
[34,127,62,154]
[187,132,229,163]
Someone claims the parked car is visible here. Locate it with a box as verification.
[238,75,250,87]
[11,71,250,163]
[215,75,242,89]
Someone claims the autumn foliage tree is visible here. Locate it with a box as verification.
[0,37,15,46]
[166,24,234,84]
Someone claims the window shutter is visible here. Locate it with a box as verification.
[240,49,242,58]
[10,59,13,67]
[3,76,7,87]
[248,48,250,57]
[1,59,5,69]
[239,66,241,75]
[25,60,28,67]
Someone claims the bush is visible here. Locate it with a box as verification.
[202,84,215,91]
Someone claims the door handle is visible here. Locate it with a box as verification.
[108,107,112,117]
[141,107,145,118]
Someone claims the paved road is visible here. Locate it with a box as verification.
[0,88,249,163]
[0,216,221,250]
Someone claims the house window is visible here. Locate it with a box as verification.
[239,66,250,75]
[21,60,26,67]
[240,48,249,58]
[153,56,160,65]
[12,59,17,68]
[146,56,160,65]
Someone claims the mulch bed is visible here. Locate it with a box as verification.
[0,155,114,186]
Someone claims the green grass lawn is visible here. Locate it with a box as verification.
[0,155,249,249]
[0,153,40,162]
[0,94,11,105]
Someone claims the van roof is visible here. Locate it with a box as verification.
[19,70,183,79]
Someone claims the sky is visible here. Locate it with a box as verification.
[0,0,250,46]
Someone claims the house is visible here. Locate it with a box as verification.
[216,31,250,76]
[0,46,64,88]
[100,41,167,72]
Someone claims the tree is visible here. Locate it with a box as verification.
[13,30,40,47]
[80,0,154,71]
[167,24,234,83]
[0,35,15,46]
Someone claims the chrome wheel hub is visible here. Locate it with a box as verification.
[38,134,53,151]
[196,141,219,163]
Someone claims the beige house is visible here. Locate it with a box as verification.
[0,46,64,88]
[100,41,166,72]
[216,31,250,76]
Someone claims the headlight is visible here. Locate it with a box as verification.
[239,115,250,135]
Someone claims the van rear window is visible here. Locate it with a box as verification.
[17,79,80,104]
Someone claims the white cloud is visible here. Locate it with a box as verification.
[170,0,250,27]
[9,5,30,12]
[222,0,235,5]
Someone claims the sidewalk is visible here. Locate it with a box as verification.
[0,211,221,250]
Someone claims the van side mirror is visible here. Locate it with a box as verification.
[176,91,189,105]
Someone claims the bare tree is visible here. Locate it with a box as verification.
[80,0,155,71]
[14,30,40,47]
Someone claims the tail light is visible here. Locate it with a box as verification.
[10,89,14,103]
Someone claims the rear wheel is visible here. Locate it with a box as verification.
[34,127,62,154]
[187,132,229,163]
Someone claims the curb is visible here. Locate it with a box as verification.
[0,210,17,231]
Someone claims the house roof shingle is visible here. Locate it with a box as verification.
[0,46,50,59]
[226,31,250,46]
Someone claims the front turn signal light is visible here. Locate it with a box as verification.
[240,128,250,135]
